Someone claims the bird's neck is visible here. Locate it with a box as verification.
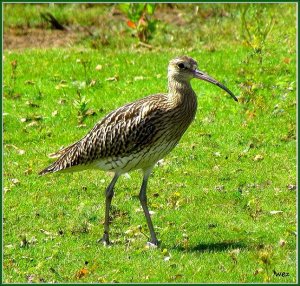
[167,77,197,109]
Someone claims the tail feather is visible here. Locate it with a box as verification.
[38,139,96,176]
[48,142,79,158]
[38,164,57,176]
[39,143,81,176]
[38,158,65,175]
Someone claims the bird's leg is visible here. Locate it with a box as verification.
[139,168,159,246]
[100,173,119,245]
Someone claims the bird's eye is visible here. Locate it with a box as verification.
[178,63,186,69]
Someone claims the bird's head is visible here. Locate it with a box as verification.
[168,56,238,102]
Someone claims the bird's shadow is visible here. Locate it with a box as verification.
[171,240,247,253]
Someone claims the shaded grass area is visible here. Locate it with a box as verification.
[3,3,297,283]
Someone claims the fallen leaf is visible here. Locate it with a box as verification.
[229,248,240,256]
[55,83,68,90]
[182,233,189,249]
[11,178,20,185]
[287,184,296,191]
[171,274,183,280]
[85,108,96,116]
[5,144,25,155]
[77,124,87,128]
[162,248,171,261]
[105,75,119,81]
[229,248,240,264]
[58,99,66,105]
[134,76,144,81]
[215,185,225,191]
[246,110,256,120]
[21,115,43,123]
[162,248,168,255]
[27,274,36,283]
[269,210,283,215]
[20,235,29,247]
[89,79,96,87]
[27,121,39,127]
[98,277,107,283]
[124,229,133,235]
[253,154,264,161]
[213,165,220,171]
[25,101,39,107]
[127,20,136,29]
[279,239,286,247]
[24,168,32,175]
[40,229,53,236]
[34,115,43,121]
[254,268,263,275]
[75,268,89,279]
[52,110,58,117]
[25,80,35,85]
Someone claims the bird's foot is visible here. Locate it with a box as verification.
[97,233,110,246]
[146,239,160,248]
[146,241,158,249]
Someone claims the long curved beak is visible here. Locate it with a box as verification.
[194,69,238,102]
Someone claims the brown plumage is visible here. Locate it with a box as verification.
[39,56,237,246]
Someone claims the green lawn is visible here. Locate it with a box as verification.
[3,3,297,283]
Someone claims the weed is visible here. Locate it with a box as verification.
[73,90,90,126]
[257,245,274,282]
[119,3,157,43]
[240,4,275,64]
[6,59,18,97]
[77,58,91,85]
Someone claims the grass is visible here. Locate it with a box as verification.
[3,3,297,283]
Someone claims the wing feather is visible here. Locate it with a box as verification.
[39,93,168,174]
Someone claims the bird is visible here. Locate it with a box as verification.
[39,56,238,246]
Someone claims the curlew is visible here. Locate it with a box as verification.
[39,56,237,246]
